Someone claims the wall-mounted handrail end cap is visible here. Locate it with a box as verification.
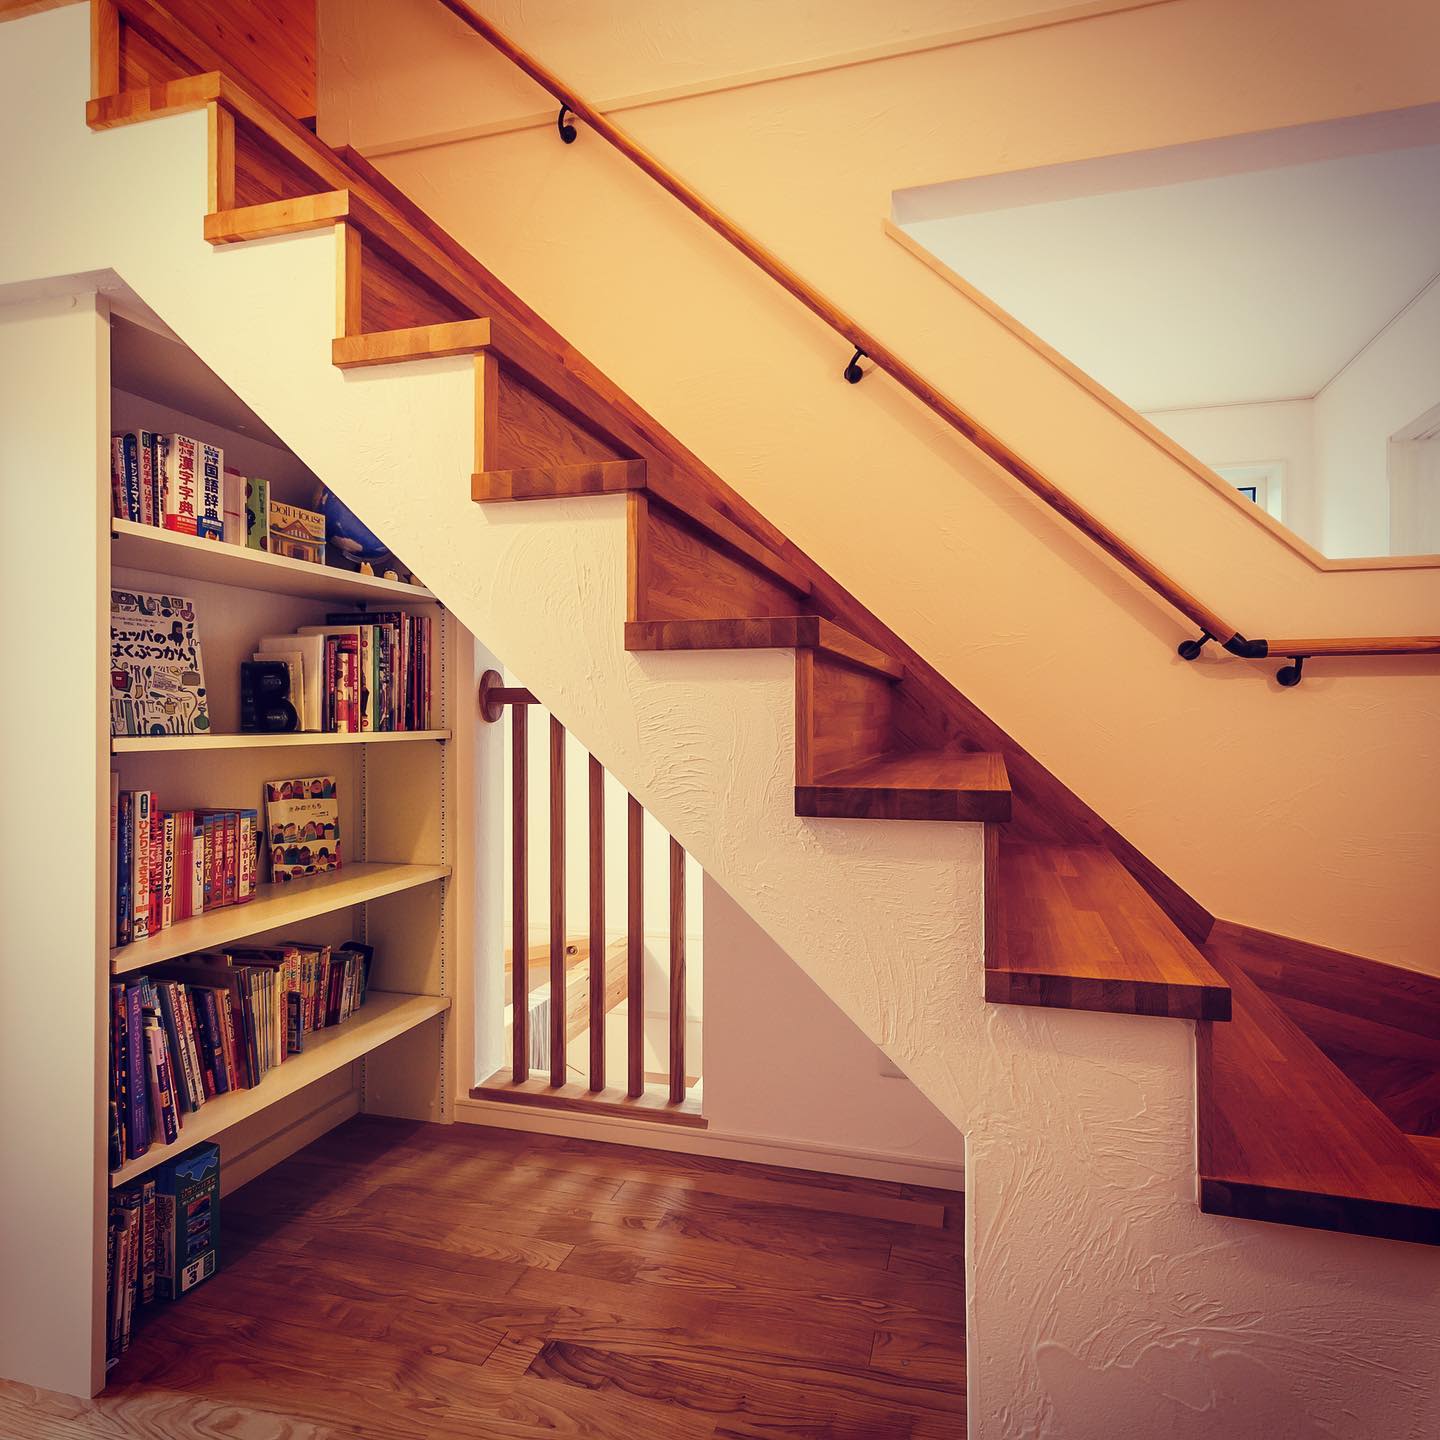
[1276,656,1307,687]
[1223,634,1269,659]
[478,668,506,723]
[1177,631,1212,661]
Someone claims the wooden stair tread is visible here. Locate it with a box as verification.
[986,842,1230,1021]
[626,616,904,680]
[796,748,1011,823]
[474,459,647,502]
[332,320,493,368]
[475,461,812,598]
[1198,951,1440,1245]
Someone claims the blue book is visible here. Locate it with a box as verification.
[124,983,151,1158]
[197,988,230,1095]
[121,434,141,523]
[116,791,133,946]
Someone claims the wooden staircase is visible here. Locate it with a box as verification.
[85,33,1440,1249]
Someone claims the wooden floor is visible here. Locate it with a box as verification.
[3,1117,967,1439]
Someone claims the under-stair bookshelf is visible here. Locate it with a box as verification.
[101,308,475,1221]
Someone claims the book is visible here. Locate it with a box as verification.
[110,438,128,523]
[109,772,120,948]
[299,625,372,730]
[132,790,151,941]
[197,441,224,541]
[263,775,340,881]
[124,983,151,1160]
[119,434,141,524]
[159,434,198,536]
[110,589,210,737]
[221,467,247,545]
[269,500,325,565]
[154,1142,220,1300]
[136,430,156,527]
[244,475,269,552]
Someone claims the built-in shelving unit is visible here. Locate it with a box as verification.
[101,317,474,1267]
[108,992,453,1188]
[112,730,451,753]
[108,861,452,974]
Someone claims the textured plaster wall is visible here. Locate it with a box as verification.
[702,875,967,1174]
[317,0,1440,971]
[6,10,1440,1433]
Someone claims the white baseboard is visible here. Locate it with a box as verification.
[220,1085,361,1196]
[453,1095,965,1190]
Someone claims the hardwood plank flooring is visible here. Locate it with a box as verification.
[57,1116,966,1440]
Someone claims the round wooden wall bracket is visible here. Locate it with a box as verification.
[478,668,506,723]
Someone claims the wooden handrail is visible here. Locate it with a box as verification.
[436,1,1440,677]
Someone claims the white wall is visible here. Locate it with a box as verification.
[702,876,966,1174]
[0,291,108,1398]
[1144,398,1317,545]
[1315,277,1440,557]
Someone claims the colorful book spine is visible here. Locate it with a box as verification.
[197,988,229,1095]
[161,812,176,930]
[160,433,198,535]
[132,791,151,941]
[244,475,269,551]
[116,791,133,946]
[147,433,163,526]
[135,432,154,526]
[192,814,205,918]
[139,1180,157,1306]
[223,812,238,907]
[122,434,142,527]
[110,984,129,1166]
[149,807,164,937]
[124,985,150,1158]
[237,810,255,902]
[197,441,224,540]
[110,438,128,522]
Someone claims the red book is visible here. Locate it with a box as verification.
[149,808,164,935]
[173,812,193,922]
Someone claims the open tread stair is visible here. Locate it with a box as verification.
[82,38,1440,1250]
[987,841,1230,1021]
[1198,947,1440,1246]
[800,748,1011,823]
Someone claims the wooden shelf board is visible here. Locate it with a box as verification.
[109,862,450,974]
[111,730,449,753]
[111,520,435,604]
[108,992,450,1187]
[985,841,1231,1021]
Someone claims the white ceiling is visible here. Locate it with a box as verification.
[898,110,1440,412]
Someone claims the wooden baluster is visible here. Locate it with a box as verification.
[627,795,644,1098]
[588,755,605,1092]
[550,716,566,1088]
[511,703,528,1082]
[669,837,686,1104]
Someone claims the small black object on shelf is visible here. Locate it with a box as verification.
[240,660,298,732]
